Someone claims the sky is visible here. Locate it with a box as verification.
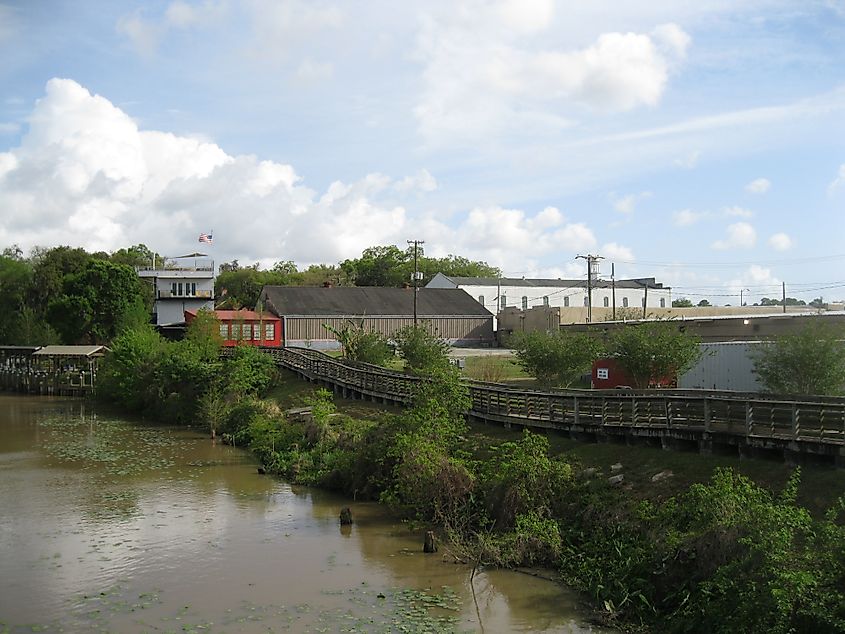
[0,0,844,305]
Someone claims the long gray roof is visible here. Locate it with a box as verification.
[33,345,109,357]
[260,286,493,317]
[441,275,669,290]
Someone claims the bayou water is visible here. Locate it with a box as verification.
[0,394,611,633]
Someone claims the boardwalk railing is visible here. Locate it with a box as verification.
[261,346,845,465]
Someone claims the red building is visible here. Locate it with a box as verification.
[184,309,282,347]
[591,358,676,389]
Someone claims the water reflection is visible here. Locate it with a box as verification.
[0,394,611,633]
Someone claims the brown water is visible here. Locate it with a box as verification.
[0,395,610,633]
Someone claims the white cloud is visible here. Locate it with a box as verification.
[246,0,343,63]
[495,0,555,34]
[394,169,438,193]
[672,208,707,226]
[768,232,792,251]
[674,150,700,168]
[0,122,20,135]
[116,11,161,57]
[601,242,634,261]
[295,59,334,82]
[745,177,770,193]
[164,1,226,28]
[727,265,781,304]
[611,191,651,214]
[711,222,757,250]
[0,79,404,261]
[723,205,753,218]
[829,164,845,194]
[0,78,610,273]
[413,8,690,145]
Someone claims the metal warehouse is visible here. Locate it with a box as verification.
[258,286,495,350]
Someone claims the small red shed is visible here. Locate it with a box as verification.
[185,309,282,347]
[591,358,676,389]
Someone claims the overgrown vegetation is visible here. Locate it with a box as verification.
[510,330,603,386]
[323,319,394,366]
[96,313,845,632]
[608,321,702,389]
[393,324,452,375]
[234,363,845,633]
[98,314,277,425]
[753,324,845,395]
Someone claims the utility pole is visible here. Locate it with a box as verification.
[407,239,425,326]
[643,284,648,319]
[576,254,603,323]
[782,281,787,313]
[740,288,749,307]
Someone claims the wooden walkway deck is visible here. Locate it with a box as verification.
[261,346,845,466]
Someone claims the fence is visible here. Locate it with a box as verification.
[261,346,845,464]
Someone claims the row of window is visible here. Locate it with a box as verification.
[219,323,276,341]
[170,282,198,296]
[483,295,667,309]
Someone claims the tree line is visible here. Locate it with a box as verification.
[509,321,845,396]
[0,242,498,345]
[216,244,499,309]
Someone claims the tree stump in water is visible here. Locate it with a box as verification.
[339,507,353,525]
[423,531,437,553]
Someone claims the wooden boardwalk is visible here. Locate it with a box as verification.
[262,346,845,466]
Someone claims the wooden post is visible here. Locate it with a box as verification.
[423,530,437,553]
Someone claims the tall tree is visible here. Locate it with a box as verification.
[511,330,604,387]
[608,321,701,389]
[29,246,92,316]
[340,245,410,287]
[0,255,33,343]
[110,243,161,269]
[753,325,845,395]
[47,259,148,344]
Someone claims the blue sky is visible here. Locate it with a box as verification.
[1,0,844,304]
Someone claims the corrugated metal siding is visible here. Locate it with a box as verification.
[679,341,768,391]
[285,317,493,343]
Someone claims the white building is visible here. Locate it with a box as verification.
[426,273,672,314]
[137,253,215,326]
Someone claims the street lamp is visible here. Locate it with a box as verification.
[740,288,750,307]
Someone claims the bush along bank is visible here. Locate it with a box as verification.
[217,372,845,633]
[98,323,845,633]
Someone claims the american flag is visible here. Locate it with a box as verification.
[198,232,213,244]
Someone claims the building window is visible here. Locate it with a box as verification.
[242,324,252,340]
[178,282,183,296]
[564,296,569,307]
[623,297,629,307]
[522,296,528,310]
[543,296,549,307]
[478,295,484,306]
[500,295,507,309]
[660,298,666,308]
[231,324,241,339]
[219,323,228,339]
[171,282,177,296]
[252,324,261,340]
[190,282,196,296]
[583,296,589,307]
[603,297,609,307]
[264,323,275,340]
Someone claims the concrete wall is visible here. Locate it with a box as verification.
[498,305,834,340]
